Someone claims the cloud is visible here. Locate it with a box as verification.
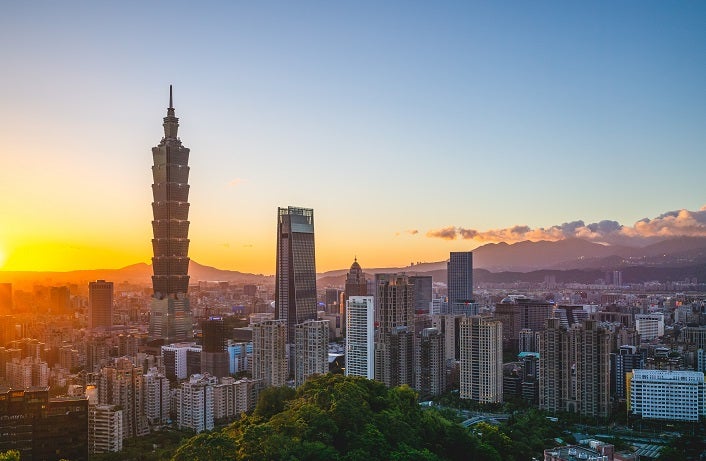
[426,205,706,246]
[426,227,458,240]
[406,229,419,235]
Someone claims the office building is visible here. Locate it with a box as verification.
[201,317,230,379]
[374,274,415,387]
[629,369,706,421]
[176,374,216,433]
[161,342,201,381]
[409,275,433,313]
[89,404,123,453]
[460,316,503,403]
[89,280,113,330]
[252,320,288,387]
[416,327,445,398]
[0,283,11,315]
[611,345,643,401]
[50,286,71,314]
[635,314,665,341]
[294,319,329,387]
[447,252,473,314]
[683,326,706,350]
[0,388,89,461]
[539,318,612,418]
[275,206,317,345]
[149,86,194,344]
[345,296,375,379]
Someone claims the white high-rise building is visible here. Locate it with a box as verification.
[161,342,201,381]
[143,368,170,427]
[629,369,706,421]
[345,296,375,379]
[89,404,123,454]
[252,320,288,387]
[294,319,329,387]
[176,374,216,433]
[460,316,503,403]
[635,314,665,341]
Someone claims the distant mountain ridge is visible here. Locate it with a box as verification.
[2,237,705,289]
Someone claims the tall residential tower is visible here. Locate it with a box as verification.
[149,86,193,344]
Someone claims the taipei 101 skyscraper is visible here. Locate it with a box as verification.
[148,86,193,344]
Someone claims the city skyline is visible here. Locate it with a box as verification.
[1,2,705,275]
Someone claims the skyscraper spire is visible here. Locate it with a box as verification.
[163,85,178,139]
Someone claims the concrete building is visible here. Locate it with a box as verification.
[201,317,230,379]
[409,275,433,313]
[629,369,706,421]
[143,368,170,427]
[345,296,375,379]
[176,374,216,432]
[89,280,113,330]
[252,320,288,387]
[275,206,317,345]
[431,314,463,363]
[88,404,123,454]
[539,318,612,418]
[149,86,194,344]
[97,357,148,439]
[374,274,415,388]
[494,296,554,352]
[0,283,11,315]
[634,314,665,341]
[460,316,503,403]
[416,327,446,398]
[294,319,329,387]
[0,388,89,461]
[611,345,643,401]
[161,342,201,381]
[344,259,368,321]
[213,376,262,424]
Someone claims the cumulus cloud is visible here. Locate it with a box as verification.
[426,205,706,246]
[426,227,458,240]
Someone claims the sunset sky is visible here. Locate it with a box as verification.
[1,2,705,275]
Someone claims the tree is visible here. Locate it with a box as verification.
[0,451,20,461]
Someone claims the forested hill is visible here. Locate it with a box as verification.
[171,374,560,461]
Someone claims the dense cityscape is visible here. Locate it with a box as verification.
[0,90,704,460]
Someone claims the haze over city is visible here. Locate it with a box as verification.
[1,2,704,274]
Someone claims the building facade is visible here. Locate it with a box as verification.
[374,274,415,388]
[89,280,113,330]
[275,206,318,346]
[176,374,216,433]
[345,296,375,379]
[629,369,706,421]
[252,320,288,387]
[539,318,612,418]
[88,404,123,454]
[416,327,446,398]
[447,252,473,314]
[460,316,503,403]
[294,319,329,387]
[149,86,194,344]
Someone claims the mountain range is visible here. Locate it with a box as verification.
[2,236,705,289]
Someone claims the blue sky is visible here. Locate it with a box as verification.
[1,2,704,273]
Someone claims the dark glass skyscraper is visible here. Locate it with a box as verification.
[149,86,193,344]
[447,251,473,314]
[275,206,317,344]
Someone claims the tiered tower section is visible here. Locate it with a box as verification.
[151,85,190,297]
